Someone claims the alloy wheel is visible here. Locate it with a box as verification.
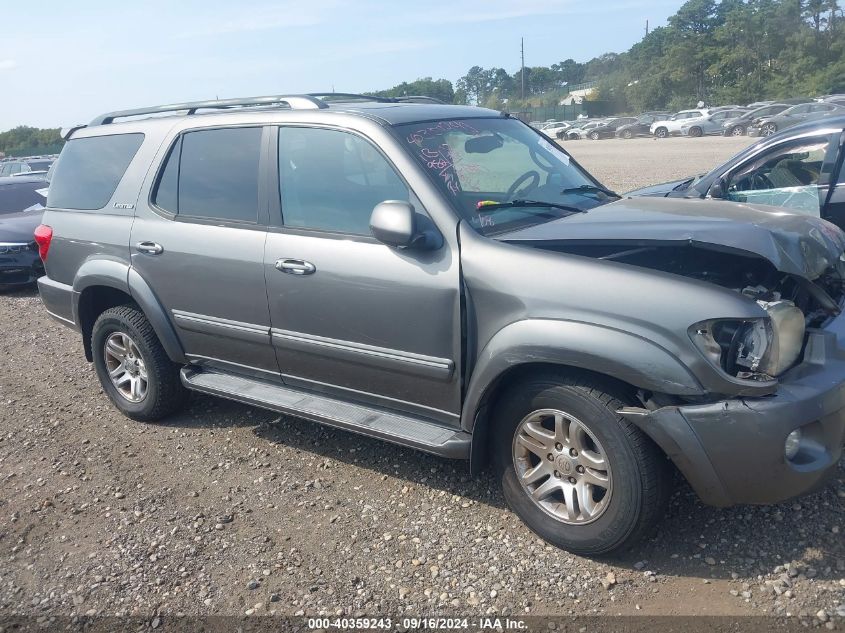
[104,332,148,403]
[511,408,612,525]
[761,123,777,136]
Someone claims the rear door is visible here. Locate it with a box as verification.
[131,125,278,379]
[263,125,462,423]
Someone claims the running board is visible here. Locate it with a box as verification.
[180,367,470,459]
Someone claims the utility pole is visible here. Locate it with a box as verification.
[645,19,649,37]
[520,37,525,101]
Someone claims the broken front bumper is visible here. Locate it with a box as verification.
[621,315,845,507]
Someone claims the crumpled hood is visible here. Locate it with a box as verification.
[498,196,845,280]
[0,210,43,243]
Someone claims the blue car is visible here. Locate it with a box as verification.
[627,115,845,230]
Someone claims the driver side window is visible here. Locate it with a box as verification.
[723,136,832,215]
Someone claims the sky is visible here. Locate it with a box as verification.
[0,0,682,131]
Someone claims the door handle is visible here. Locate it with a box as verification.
[275,258,316,275]
[135,241,164,255]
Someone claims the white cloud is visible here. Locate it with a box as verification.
[0,59,17,71]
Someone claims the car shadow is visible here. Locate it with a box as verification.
[161,393,844,580]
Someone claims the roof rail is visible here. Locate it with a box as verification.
[89,94,328,126]
[308,92,393,103]
[308,92,445,105]
[393,95,446,104]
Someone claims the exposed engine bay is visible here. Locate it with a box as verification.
[543,243,845,327]
[524,242,845,381]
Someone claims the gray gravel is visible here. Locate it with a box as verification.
[0,137,843,624]
[561,135,755,193]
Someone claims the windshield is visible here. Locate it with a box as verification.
[397,118,611,236]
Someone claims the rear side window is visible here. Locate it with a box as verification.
[153,127,261,223]
[47,133,144,210]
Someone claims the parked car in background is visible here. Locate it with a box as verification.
[681,108,749,137]
[615,113,671,139]
[626,115,845,229]
[563,119,605,140]
[0,174,48,289]
[0,157,54,177]
[540,120,572,139]
[38,94,845,556]
[748,102,844,136]
[584,117,637,140]
[650,109,710,138]
[722,103,791,136]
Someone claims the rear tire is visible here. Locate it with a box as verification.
[689,126,703,138]
[761,123,777,136]
[622,129,633,139]
[491,372,671,556]
[91,305,188,422]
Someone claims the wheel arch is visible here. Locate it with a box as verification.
[73,261,185,363]
[464,319,705,474]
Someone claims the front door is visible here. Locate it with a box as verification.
[721,133,839,216]
[263,125,462,423]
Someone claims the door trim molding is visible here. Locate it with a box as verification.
[172,309,270,344]
[271,328,455,380]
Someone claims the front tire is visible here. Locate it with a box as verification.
[91,305,188,422]
[589,131,600,140]
[688,126,703,138]
[654,127,668,138]
[729,125,745,136]
[622,129,633,139]
[491,373,671,556]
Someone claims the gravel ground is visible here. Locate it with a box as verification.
[561,135,755,193]
[1,136,843,628]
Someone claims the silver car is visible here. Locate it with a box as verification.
[680,109,749,137]
[36,93,845,556]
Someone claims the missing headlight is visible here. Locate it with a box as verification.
[690,300,805,381]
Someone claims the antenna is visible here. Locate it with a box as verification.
[520,37,525,101]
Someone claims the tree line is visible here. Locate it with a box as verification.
[0,126,63,157]
[375,0,845,113]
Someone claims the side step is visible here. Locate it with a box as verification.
[180,367,471,459]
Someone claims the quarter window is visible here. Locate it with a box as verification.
[277,127,409,235]
[47,133,144,210]
[153,127,262,222]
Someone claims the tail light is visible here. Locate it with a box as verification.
[34,224,53,262]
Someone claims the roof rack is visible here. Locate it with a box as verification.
[88,94,328,127]
[308,92,445,105]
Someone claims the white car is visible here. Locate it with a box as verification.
[650,109,711,138]
[565,120,606,140]
[539,120,572,139]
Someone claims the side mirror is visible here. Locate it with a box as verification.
[710,177,727,199]
[369,201,441,250]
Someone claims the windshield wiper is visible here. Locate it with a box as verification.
[560,184,619,198]
[477,199,588,213]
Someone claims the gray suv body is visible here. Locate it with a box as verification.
[37,95,845,555]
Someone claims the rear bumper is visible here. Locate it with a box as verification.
[621,315,845,507]
[0,250,42,287]
[37,275,77,328]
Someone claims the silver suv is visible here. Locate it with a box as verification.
[37,94,845,555]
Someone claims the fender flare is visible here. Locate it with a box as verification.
[464,319,705,472]
[72,260,186,363]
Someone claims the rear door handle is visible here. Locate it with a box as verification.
[135,241,163,255]
[275,258,316,275]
